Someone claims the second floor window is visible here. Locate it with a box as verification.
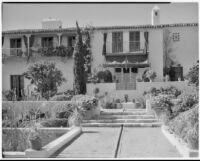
[129,31,140,52]
[112,32,123,53]
[68,36,76,47]
[10,38,21,48]
[42,37,53,48]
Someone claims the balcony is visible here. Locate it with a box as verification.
[2,48,25,58]
[105,41,149,56]
[2,46,74,59]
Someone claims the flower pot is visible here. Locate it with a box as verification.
[29,136,42,150]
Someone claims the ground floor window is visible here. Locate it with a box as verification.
[10,75,24,100]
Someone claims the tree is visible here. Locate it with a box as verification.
[73,22,86,95]
[185,60,199,88]
[24,61,66,100]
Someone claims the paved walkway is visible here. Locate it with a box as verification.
[56,127,120,158]
[118,127,181,158]
[55,127,181,158]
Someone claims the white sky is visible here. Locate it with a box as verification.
[2,2,199,31]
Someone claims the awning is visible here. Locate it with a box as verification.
[103,62,150,68]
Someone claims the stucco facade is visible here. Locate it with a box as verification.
[2,23,199,96]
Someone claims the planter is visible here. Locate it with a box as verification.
[84,105,100,119]
[29,136,42,151]
[116,103,122,109]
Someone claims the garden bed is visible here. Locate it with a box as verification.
[162,126,199,158]
[3,127,82,158]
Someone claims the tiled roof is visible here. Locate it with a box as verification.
[2,23,198,35]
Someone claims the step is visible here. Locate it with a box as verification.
[82,119,158,123]
[100,111,147,115]
[81,122,162,127]
[95,115,155,120]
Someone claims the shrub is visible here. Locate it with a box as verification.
[50,94,73,101]
[153,95,174,121]
[23,61,66,100]
[173,93,198,117]
[185,60,199,87]
[40,119,69,127]
[71,95,98,111]
[142,69,157,81]
[168,105,199,149]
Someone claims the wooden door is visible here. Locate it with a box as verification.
[10,75,24,100]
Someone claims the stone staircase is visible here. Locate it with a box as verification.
[81,109,162,127]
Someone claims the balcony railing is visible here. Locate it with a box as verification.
[106,41,149,54]
[2,46,74,58]
[2,48,25,57]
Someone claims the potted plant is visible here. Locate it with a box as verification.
[145,69,157,82]
[28,129,42,150]
[115,99,122,109]
[124,94,129,103]
[132,98,136,108]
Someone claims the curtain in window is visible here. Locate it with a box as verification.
[112,32,123,53]
[144,32,149,54]
[23,35,28,49]
[102,33,107,55]
[27,35,35,63]
[2,36,4,46]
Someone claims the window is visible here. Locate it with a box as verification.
[42,37,53,48]
[131,68,138,73]
[172,33,180,42]
[115,68,121,73]
[129,31,140,52]
[10,38,22,56]
[10,38,21,48]
[123,68,130,73]
[68,36,76,47]
[112,32,123,53]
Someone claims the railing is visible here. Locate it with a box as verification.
[2,46,74,58]
[2,48,25,57]
[106,41,149,54]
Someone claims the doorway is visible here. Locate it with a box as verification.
[10,75,24,100]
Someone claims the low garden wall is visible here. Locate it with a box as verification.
[86,81,194,100]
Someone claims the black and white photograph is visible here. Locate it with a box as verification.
[1,0,199,159]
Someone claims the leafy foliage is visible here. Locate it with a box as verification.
[24,61,66,100]
[168,105,199,149]
[185,60,199,87]
[73,22,87,95]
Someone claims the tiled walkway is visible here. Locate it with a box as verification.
[56,127,120,158]
[117,127,181,158]
[55,127,181,158]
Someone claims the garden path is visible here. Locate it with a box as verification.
[55,127,181,158]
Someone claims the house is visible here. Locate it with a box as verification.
[2,6,198,100]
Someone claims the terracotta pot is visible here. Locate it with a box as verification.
[29,136,42,150]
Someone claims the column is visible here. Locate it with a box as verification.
[57,33,62,46]
[26,34,31,57]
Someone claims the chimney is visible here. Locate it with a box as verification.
[151,5,160,25]
[42,17,62,29]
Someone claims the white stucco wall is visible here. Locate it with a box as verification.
[149,28,164,81]
[166,26,198,76]
[2,57,74,92]
[90,31,105,71]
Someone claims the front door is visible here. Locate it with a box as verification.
[123,68,130,90]
[10,75,24,100]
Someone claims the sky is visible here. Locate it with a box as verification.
[2,2,199,31]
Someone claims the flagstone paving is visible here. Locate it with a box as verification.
[56,127,120,158]
[117,127,181,158]
[55,127,181,158]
